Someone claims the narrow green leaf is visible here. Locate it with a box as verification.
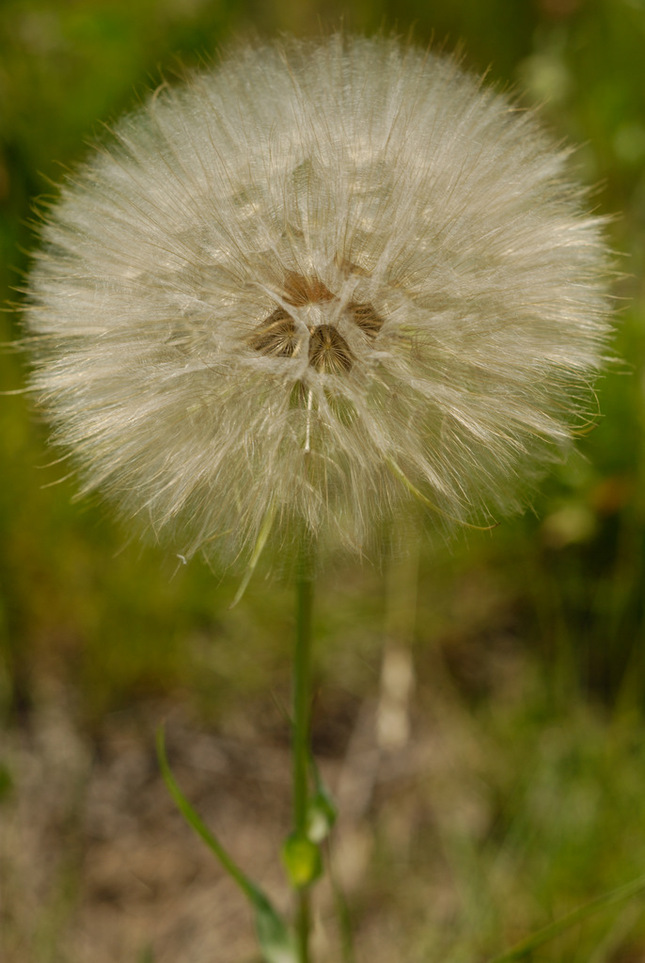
[157,727,254,897]
[157,727,296,963]
[230,498,277,607]
[253,889,299,963]
[489,872,645,962]
[386,457,498,531]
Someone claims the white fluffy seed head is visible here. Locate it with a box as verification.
[24,34,613,566]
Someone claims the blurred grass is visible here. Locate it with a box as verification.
[2,0,645,960]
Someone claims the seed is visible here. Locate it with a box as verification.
[248,308,300,358]
[308,324,354,374]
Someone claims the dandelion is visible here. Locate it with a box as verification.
[21,34,616,963]
[23,34,612,568]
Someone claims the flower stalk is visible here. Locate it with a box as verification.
[293,543,315,962]
[294,563,314,839]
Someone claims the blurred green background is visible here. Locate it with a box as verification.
[2,1,645,962]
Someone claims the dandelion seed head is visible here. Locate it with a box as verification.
[24,35,613,565]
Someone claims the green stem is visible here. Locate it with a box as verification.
[293,554,314,962]
[294,569,313,834]
[296,889,312,963]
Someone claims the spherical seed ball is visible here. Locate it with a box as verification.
[24,35,612,565]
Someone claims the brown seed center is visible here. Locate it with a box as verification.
[248,272,385,373]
